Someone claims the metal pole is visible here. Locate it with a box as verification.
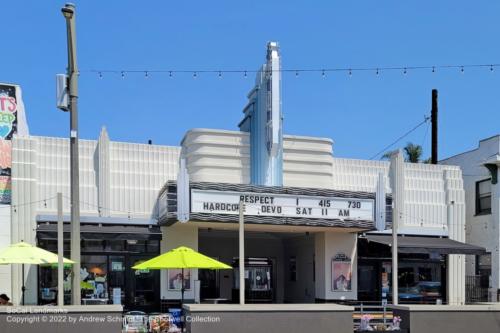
[431,89,438,164]
[57,193,64,306]
[181,268,184,331]
[62,3,81,305]
[22,264,25,305]
[238,199,245,305]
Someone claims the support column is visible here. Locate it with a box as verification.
[444,169,466,305]
[490,167,500,301]
[97,127,110,217]
[160,224,199,301]
[314,232,357,302]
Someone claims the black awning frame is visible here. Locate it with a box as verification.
[363,234,486,255]
[36,223,162,241]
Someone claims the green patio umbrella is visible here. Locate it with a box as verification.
[0,241,74,305]
[133,246,231,328]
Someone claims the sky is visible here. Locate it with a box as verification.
[2,1,500,160]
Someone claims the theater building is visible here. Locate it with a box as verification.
[0,43,483,309]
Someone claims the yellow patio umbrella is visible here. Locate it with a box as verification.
[0,241,74,305]
[133,246,231,309]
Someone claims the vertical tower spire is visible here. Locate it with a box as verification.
[239,42,283,186]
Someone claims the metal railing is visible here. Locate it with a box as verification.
[352,301,393,331]
[465,275,489,303]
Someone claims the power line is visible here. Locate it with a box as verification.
[369,115,431,160]
[84,62,500,79]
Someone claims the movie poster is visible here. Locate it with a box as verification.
[0,83,29,204]
[332,260,352,291]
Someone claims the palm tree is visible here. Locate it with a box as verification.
[381,142,424,163]
[403,143,423,163]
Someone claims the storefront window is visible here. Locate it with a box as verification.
[38,236,160,310]
[81,255,108,302]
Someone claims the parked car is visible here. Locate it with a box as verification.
[390,282,442,304]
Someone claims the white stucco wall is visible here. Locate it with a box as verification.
[441,135,500,296]
[160,223,198,301]
[315,232,357,300]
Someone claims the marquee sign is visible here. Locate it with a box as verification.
[190,189,374,221]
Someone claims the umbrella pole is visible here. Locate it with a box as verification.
[22,264,25,306]
[181,268,185,332]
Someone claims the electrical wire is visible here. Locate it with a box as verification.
[368,116,430,160]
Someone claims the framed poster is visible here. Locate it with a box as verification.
[168,269,191,290]
[332,254,352,291]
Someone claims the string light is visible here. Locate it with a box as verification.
[86,62,500,80]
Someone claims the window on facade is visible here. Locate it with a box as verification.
[476,179,492,215]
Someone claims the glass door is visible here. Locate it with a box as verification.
[127,256,160,312]
[108,255,126,305]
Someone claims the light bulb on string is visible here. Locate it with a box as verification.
[169,71,173,78]
[490,65,494,72]
[376,68,379,76]
[145,71,149,79]
[321,69,326,78]
[193,71,198,79]
[244,70,247,78]
[432,66,436,73]
[348,69,352,77]
[121,71,125,79]
[98,72,103,79]
[403,67,407,75]
[218,71,222,79]
[295,71,299,78]
[461,66,464,74]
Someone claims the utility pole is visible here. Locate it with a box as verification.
[61,3,81,305]
[431,89,438,164]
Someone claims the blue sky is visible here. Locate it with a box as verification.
[2,1,499,160]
